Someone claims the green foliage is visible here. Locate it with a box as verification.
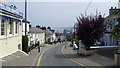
[112,18,120,39]
[71,38,77,42]
[22,36,29,53]
[71,38,79,47]
[44,42,49,44]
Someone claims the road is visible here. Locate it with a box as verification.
[39,43,80,66]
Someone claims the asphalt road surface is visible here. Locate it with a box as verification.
[40,43,80,66]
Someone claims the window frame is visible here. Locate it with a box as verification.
[15,21,19,34]
[9,19,14,35]
[0,17,7,38]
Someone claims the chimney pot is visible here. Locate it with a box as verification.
[111,7,113,9]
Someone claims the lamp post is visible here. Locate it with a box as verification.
[25,0,27,36]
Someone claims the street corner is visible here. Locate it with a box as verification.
[2,50,28,63]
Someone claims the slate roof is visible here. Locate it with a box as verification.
[106,9,120,20]
[43,29,53,35]
[29,27,44,33]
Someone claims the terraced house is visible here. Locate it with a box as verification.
[103,7,120,46]
[0,0,23,58]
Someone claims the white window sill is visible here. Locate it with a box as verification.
[0,36,7,40]
[9,34,13,37]
[14,34,19,37]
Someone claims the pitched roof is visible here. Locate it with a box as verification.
[106,9,120,20]
[43,29,53,35]
[29,27,44,33]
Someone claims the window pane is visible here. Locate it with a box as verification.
[1,19,5,35]
[15,22,18,34]
[9,19,13,34]
[1,32,5,35]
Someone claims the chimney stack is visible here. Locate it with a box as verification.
[29,25,31,28]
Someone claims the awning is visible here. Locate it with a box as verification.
[0,14,21,21]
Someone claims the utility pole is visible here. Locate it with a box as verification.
[74,25,75,38]
[25,0,27,36]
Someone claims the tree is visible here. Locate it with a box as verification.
[111,18,120,39]
[22,36,29,53]
[76,14,105,50]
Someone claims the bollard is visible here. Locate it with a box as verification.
[114,52,120,66]
[38,46,40,52]
[65,45,66,49]
[38,41,40,53]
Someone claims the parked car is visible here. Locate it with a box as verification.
[92,41,104,46]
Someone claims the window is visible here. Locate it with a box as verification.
[9,19,13,34]
[1,19,5,35]
[15,22,18,34]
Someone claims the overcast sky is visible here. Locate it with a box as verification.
[6,0,119,2]
[6,0,118,28]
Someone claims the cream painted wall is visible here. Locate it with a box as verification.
[0,14,22,58]
[0,0,6,3]
[28,32,45,46]
[38,33,45,44]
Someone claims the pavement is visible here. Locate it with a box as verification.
[1,44,55,67]
[62,42,117,66]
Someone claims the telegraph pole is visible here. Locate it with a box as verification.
[25,0,27,35]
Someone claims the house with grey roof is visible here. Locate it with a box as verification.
[28,27,45,46]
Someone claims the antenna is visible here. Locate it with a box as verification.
[84,0,92,15]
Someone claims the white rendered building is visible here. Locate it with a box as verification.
[29,27,45,46]
[0,1,23,58]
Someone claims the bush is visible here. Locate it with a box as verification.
[22,36,29,53]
